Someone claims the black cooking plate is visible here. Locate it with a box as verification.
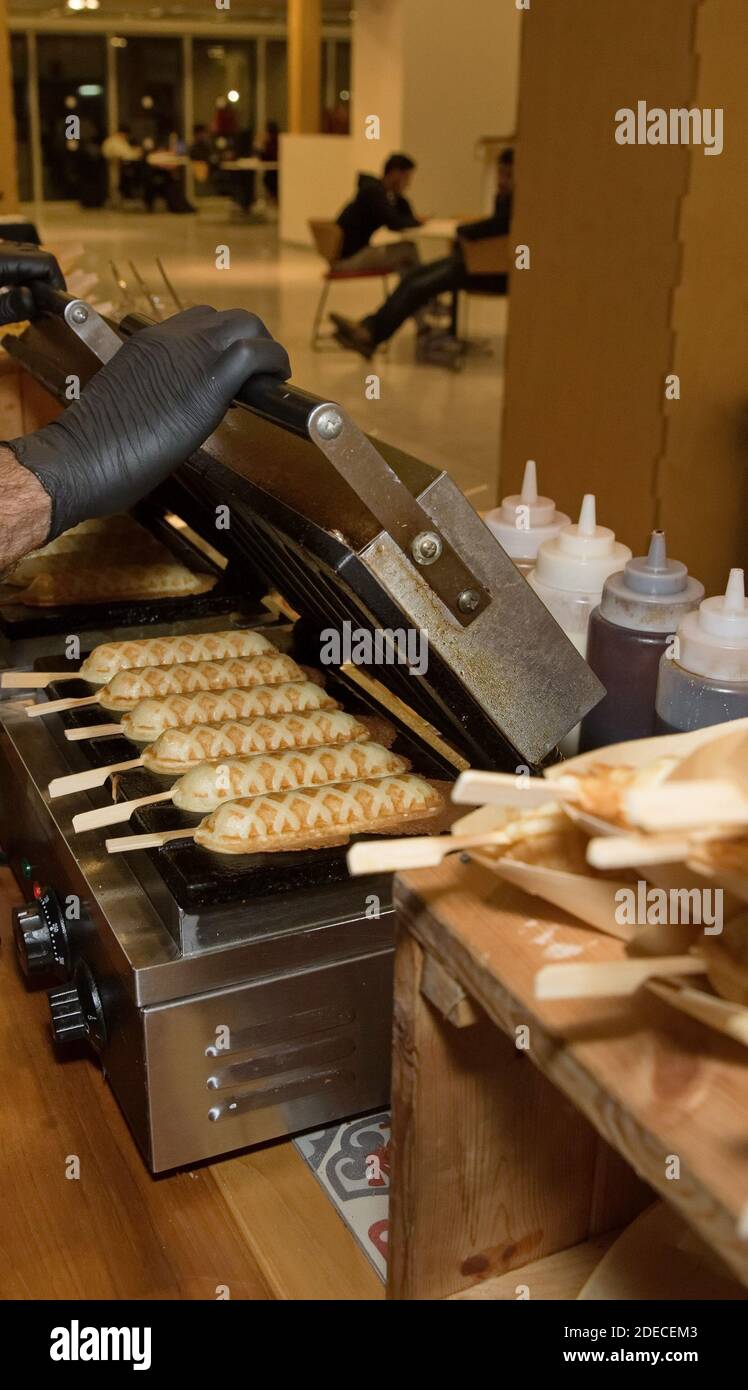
[0,503,264,642]
[50,658,455,913]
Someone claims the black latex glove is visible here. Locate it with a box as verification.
[3,305,291,540]
[0,241,66,326]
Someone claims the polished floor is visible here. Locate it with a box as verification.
[27,201,507,506]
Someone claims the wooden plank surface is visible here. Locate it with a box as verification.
[0,866,370,1300]
[214,1145,383,1301]
[387,929,648,1300]
[448,1233,618,1301]
[395,861,748,1286]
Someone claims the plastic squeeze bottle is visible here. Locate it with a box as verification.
[484,461,570,575]
[579,531,704,751]
[528,494,632,656]
[655,567,748,733]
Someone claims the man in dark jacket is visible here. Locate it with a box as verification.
[332,148,513,357]
[335,153,423,277]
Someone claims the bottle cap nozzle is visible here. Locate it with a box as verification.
[723,567,746,614]
[577,493,597,536]
[677,567,748,679]
[599,529,703,628]
[484,459,569,560]
[520,458,539,506]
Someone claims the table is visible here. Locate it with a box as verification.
[145,152,189,168]
[388,857,748,1300]
[219,159,279,215]
[372,217,459,248]
[219,159,279,172]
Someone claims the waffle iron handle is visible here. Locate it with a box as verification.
[48,300,489,626]
[116,309,330,439]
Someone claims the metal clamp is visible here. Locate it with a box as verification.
[308,404,488,627]
[62,298,123,364]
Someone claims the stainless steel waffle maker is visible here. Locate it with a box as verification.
[0,293,603,1170]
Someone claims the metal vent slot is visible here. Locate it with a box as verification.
[204,1003,355,1057]
[206,1033,356,1090]
[208,1066,356,1121]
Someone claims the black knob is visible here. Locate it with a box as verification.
[48,984,88,1044]
[12,889,70,978]
[48,961,106,1052]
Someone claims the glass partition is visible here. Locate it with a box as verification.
[115,36,183,148]
[37,34,107,201]
[10,35,32,202]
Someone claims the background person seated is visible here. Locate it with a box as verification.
[331,148,514,358]
[334,153,424,278]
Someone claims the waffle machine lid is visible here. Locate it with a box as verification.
[3,298,603,772]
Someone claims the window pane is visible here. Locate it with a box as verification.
[116,36,183,147]
[193,39,256,139]
[10,35,32,202]
[266,40,287,130]
[37,34,107,202]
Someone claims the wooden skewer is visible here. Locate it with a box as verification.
[27,693,99,718]
[1,671,81,689]
[647,978,748,1046]
[106,827,194,854]
[625,779,748,832]
[73,791,173,832]
[48,758,143,798]
[534,954,704,1001]
[451,769,573,808]
[586,834,692,869]
[65,723,121,741]
[347,829,511,875]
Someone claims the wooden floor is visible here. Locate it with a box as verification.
[0,868,382,1301]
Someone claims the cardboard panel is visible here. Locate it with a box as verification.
[658,0,748,593]
[500,0,699,553]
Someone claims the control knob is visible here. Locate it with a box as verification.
[12,888,71,978]
[48,961,106,1052]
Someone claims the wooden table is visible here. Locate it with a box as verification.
[388,858,748,1300]
[0,868,381,1301]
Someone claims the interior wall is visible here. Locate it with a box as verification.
[279,132,354,245]
[349,0,405,174]
[399,0,520,216]
[350,0,520,216]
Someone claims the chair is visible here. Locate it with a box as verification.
[308,219,393,351]
[452,233,510,349]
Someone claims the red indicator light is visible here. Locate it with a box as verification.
[32,882,43,900]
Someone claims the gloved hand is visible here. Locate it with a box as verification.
[2,304,291,540]
[0,241,66,326]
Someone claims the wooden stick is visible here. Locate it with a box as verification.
[106,827,194,854]
[48,758,143,798]
[65,723,121,741]
[1,671,81,689]
[647,978,748,1046]
[586,834,691,869]
[625,780,748,832]
[534,954,705,1001]
[73,791,173,832]
[27,693,99,718]
[347,829,511,875]
[451,768,573,808]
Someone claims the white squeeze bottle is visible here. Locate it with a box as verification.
[484,460,570,575]
[528,494,632,656]
[655,568,748,733]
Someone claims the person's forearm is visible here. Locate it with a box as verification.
[0,445,51,574]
